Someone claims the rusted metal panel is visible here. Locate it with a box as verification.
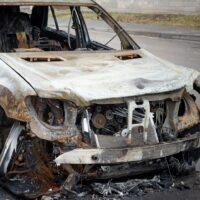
[0,59,36,121]
[26,97,82,143]
[16,32,29,49]
[177,93,200,132]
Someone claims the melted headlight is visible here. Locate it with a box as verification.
[26,96,79,143]
[31,97,65,126]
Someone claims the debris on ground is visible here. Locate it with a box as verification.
[90,175,173,197]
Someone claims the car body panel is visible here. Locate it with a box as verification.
[0,49,199,106]
[0,59,36,121]
[55,133,200,165]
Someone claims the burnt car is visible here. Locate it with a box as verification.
[0,0,200,198]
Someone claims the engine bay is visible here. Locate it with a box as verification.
[29,92,200,150]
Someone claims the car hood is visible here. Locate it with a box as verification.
[0,49,199,106]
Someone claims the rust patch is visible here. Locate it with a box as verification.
[16,32,29,49]
[0,85,31,121]
[6,138,61,199]
[177,93,200,132]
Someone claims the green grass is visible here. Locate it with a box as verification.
[53,9,200,28]
[110,13,200,28]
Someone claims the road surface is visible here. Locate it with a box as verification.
[134,35,200,72]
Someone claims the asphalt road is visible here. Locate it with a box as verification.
[133,35,200,72]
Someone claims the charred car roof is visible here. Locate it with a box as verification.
[0,0,95,5]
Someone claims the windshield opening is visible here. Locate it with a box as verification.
[0,5,138,53]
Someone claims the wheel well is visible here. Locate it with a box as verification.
[0,106,14,127]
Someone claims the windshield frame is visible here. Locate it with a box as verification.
[0,2,140,53]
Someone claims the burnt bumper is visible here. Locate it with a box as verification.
[55,132,200,165]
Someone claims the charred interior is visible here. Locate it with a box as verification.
[0,6,60,52]
[0,5,136,53]
[0,6,75,52]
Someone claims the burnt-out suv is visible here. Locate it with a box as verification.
[0,0,200,198]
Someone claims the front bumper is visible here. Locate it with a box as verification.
[55,132,200,165]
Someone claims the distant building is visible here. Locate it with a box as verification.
[95,0,200,15]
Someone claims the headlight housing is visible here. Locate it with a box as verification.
[25,96,79,142]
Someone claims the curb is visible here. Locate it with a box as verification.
[89,27,200,42]
[126,30,200,42]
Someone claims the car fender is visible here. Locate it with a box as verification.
[0,59,36,122]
